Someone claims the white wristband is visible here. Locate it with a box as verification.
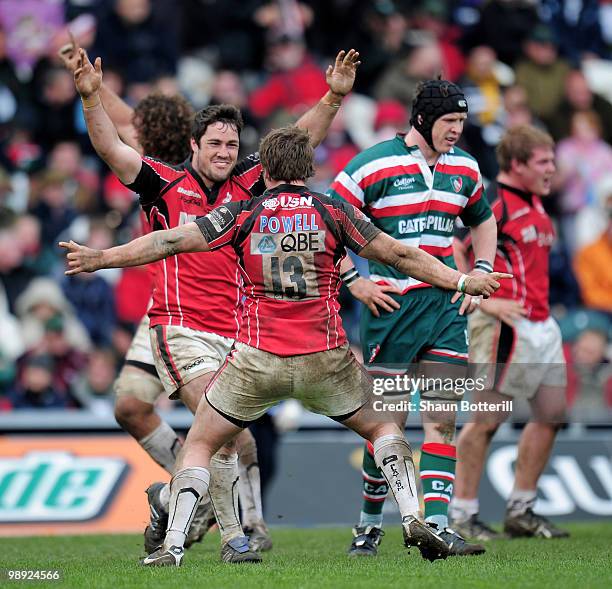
[457,273,468,293]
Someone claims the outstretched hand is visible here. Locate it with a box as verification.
[74,48,102,99]
[59,240,103,275]
[464,272,513,298]
[326,49,360,97]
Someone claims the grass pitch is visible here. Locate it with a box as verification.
[1,523,610,589]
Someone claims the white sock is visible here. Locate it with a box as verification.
[209,450,243,543]
[373,434,420,518]
[507,488,536,516]
[165,467,210,548]
[449,497,479,523]
[139,421,181,474]
[237,435,264,528]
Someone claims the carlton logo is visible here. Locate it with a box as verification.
[451,176,463,193]
[393,177,416,190]
[262,196,313,210]
[0,451,127,522]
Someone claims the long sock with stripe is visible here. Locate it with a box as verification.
[165,467,210,548]
[208,450,243,543]
[420,442,456,530]
[358,441,388,527]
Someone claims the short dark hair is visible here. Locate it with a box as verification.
[496,125,554,172]
[259,126,314,182]
[191,104,244,145]
[133,93,194,164]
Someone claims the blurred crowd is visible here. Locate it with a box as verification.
[0,0,610,417]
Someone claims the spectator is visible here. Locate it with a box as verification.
[15,276,91,353]
[574,216,612,313]
[33,67,79,150]
[29,169,77,249]
[94,0,178,84]
[462,0,540,66]
[0,205,36,313]
[8,353,69,409]
[561,313,612,414]
[547,69,612,145]
[460,45,506,179]
[514,24,571,126]
[47,141,99,213]
[248,33,328,121]
[374,39,443,108]
[412,0,466,82]
[71,347,118,414]
[62,219,117,346]
[0,284,24,396]
[556,110,612,253]
[500,84,539,129]
[575,174,612,250]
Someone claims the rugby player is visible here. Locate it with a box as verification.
[449,125,569,540]
[71,44,360,560]
[327,80,497,555]
[59,37,268,553]
[60,125,510,566]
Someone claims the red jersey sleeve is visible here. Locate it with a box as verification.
[126,157,184,206]
[232,152,266,197]
[332,200,381,254]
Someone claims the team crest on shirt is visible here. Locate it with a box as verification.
[450,176,463,193]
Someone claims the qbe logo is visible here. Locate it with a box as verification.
[0,451,127,522]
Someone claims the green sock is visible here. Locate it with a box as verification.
[420,442,456,530]
[358,441,387,528]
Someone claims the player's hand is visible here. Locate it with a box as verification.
[348,278,401,318]
[463,272,512,298]
[480,297,527,325]
[325,49,360,97]
[450,293,482,316]
[59,240,104,275]
[451,269,486,315]
[74,48,102,99]
[57,31,81,74]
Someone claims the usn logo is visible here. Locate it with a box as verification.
[0,451,126,522]
[258,235,276,253]
[451,176,463,193]
[262,196,313,210]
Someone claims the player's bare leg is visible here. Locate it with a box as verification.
[143,395,261,566]
[144,372,260,561]
[114,366,181,473]
[341,404,449,562]
[505,386,568,538]
[451,389,510,540]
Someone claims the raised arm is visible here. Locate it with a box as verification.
[73,49,143,184]
[359,233,510,297]
[60,223,208,275]
[59,36,140,150]
[295,49,360,148]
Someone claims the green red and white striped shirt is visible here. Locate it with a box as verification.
[327,133,492,293]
